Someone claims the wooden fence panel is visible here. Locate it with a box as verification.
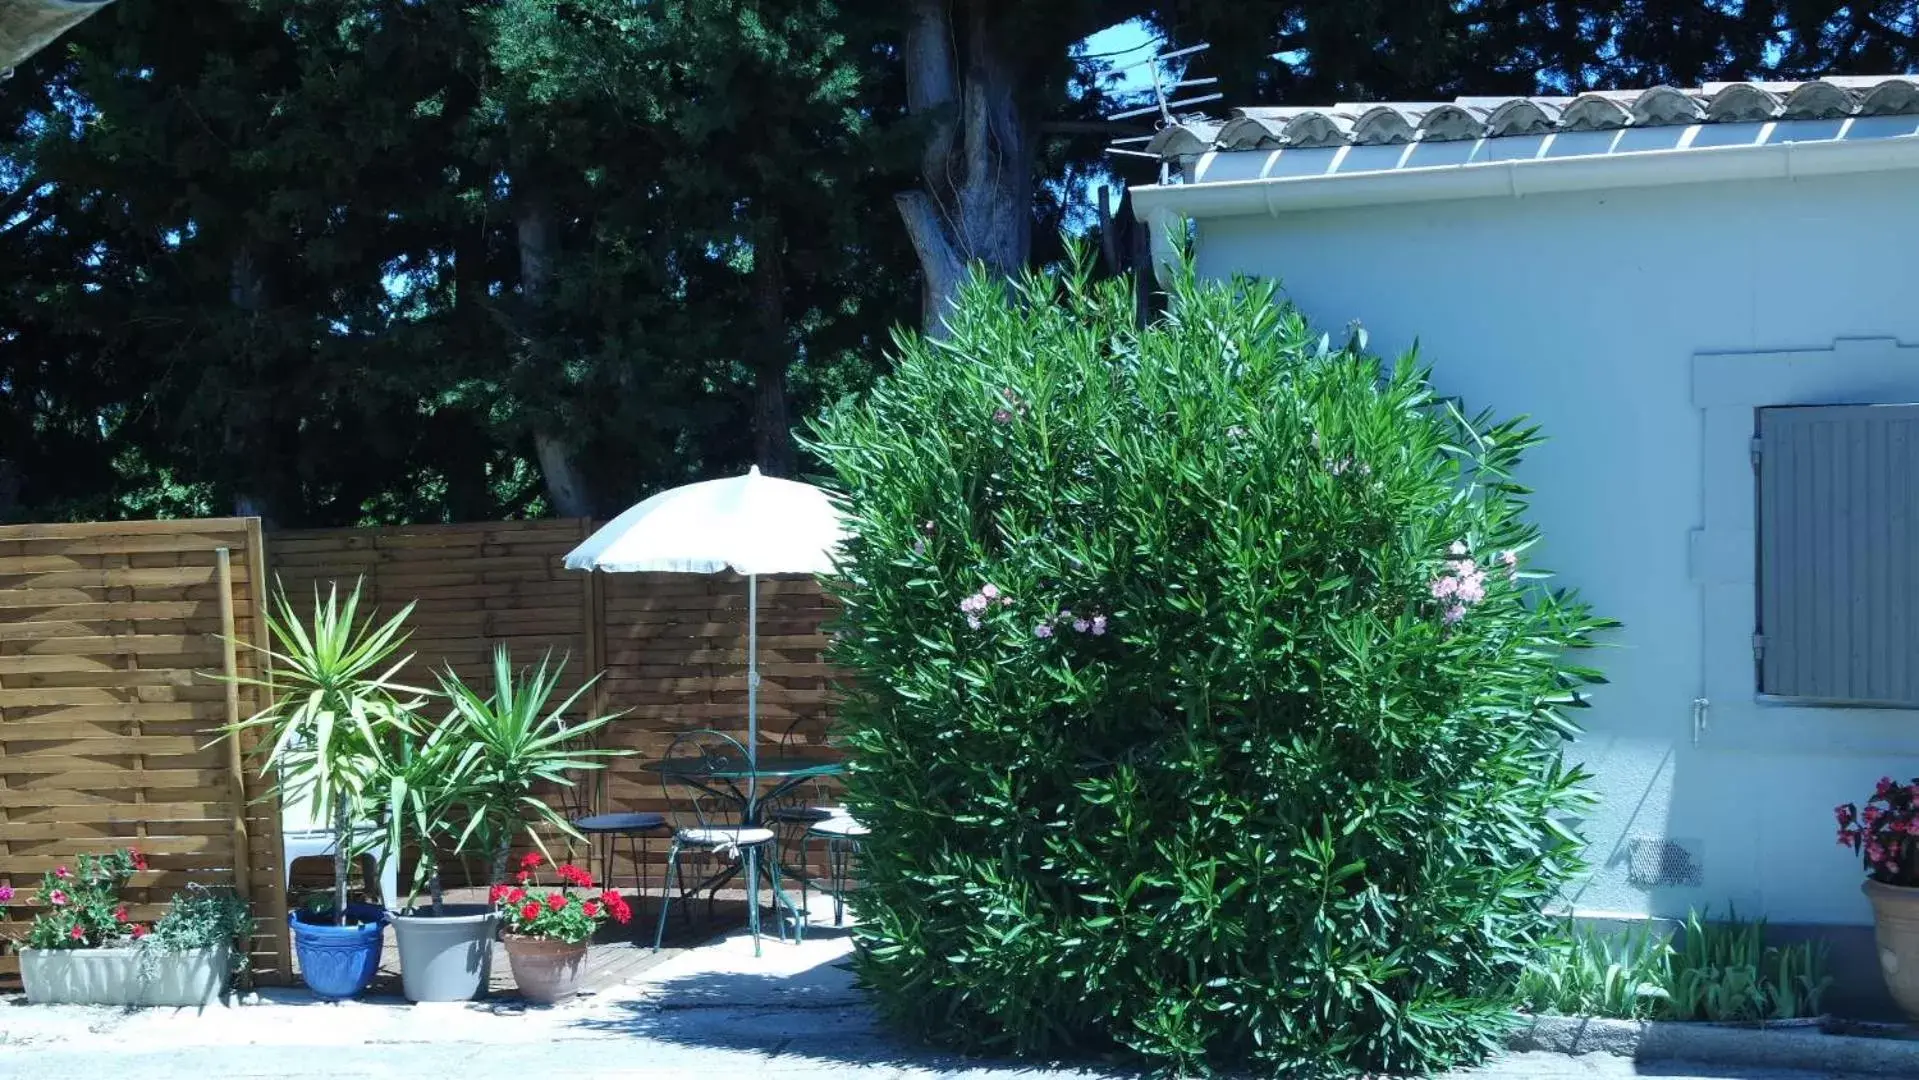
[0,518,287,987]
[265,521,845,891]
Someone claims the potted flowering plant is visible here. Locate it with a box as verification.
[1838,776,1919,1019]
[378,647,628,1003]
[12,849,251,1007]
[491,853,631,1004]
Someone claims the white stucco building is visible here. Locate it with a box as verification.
[1130,77,1919,1009]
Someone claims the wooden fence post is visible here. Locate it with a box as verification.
[246,519,293,984]
[580,518,608,819]
[214,548,254,908]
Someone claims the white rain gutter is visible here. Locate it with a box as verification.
[1128,130,1919,277]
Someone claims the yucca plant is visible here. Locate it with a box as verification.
[377,710,469,914]
[226,580,426,925]
[433,647,631,884]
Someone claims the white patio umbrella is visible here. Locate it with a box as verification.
[562,466,846,765]
[1,1,113,71]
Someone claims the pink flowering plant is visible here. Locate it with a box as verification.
[20,849,146,950]
[1838,778,1919,885]
[806,252,1612,1077]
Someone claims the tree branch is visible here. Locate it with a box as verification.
[894,190,964,336]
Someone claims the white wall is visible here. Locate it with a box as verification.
[1189,168,1919,925]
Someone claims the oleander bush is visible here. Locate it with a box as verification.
[807,253,1611,1078]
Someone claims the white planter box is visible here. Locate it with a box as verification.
[20,943,231,1007]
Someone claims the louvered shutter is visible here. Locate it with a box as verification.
[1757,404,1919,704]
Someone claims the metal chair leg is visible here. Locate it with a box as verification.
[770,850,793,944]
[797,830,812,927]
[745,846,762,958]
[652,840,682,952]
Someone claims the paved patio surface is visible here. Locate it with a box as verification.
[0,916,1888,1079]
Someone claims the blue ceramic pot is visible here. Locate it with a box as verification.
[290,902,388,1000]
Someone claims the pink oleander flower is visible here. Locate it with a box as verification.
[1072,619,1090,633]
[48,889,68,907]
[53,866,71,880]
[1879,777,1897,796]
[966,615,982,630]
[1449,541,1468,557]
[1442,604,1467,627]
[1034,623,1053,639]
[1057,609,1072,622]
[1090,615,1107,636]
[1455,574,1487,606]
[1430,576,1458,600]
[981,584,999,600]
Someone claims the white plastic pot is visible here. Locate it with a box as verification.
[20,943,231,1007]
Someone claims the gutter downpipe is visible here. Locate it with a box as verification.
[1129,133,1919,284]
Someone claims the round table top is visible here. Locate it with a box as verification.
[642,755,845,781]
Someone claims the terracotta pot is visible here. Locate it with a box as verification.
[1864,878,1919,1019]
[502,934,588,1004]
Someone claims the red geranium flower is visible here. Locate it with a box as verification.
[582,900,600,918]
[507,887,526,905]
[515,870,531,885]
[68,925,86,942]
[114,905,129,923]
[489,884,509,904]
[519,851,545,871]
[546,892,567,912]
[130,925,149,939]
[520,901,542,923]
[555,864,594,888]
[603,893,633,924]
[129,849,148,872]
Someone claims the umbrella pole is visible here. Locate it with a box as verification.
[747,572,759,769]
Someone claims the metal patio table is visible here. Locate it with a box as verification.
[643,755,845,935]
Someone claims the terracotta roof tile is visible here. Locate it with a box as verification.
[1142,77,1919,160]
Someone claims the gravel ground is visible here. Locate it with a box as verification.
[0,924,1884,1079]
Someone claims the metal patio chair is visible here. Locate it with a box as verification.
[650,729,789,955]
[554,749,670,924]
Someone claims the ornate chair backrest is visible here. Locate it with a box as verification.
[776,716,837,809]
[656,729,754,832]
[550,725,598,823]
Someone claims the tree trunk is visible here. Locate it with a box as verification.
[333,802,351,926]
[230,249,277,525]
[750,233,795,478]
[896,0,1035,336]
[516,198,593,517]
[0,458,21,520]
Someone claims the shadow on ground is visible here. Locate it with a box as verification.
[564,923,1127,1078]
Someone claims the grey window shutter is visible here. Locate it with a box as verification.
[1757,404,1919,705]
